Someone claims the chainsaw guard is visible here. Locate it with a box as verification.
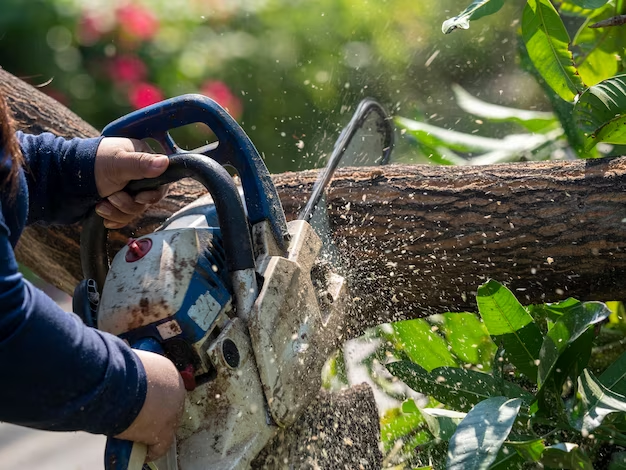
[249,220,348,427]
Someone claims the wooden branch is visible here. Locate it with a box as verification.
[5,68,626,333]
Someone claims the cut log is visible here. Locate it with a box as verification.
[4,68,626,333]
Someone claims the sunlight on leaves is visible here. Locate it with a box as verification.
[452,84,558,132]
[477,280,543,381]
[575,74,626,150]
[442,0,505,34]
[571,369,626,433]
[522,0,585,101]
[446,397,521,469]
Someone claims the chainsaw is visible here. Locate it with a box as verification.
[73,95,393,470]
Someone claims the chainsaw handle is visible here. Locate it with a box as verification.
[81,153,254,290]
[102,94,289,251]
[105,338,163,470]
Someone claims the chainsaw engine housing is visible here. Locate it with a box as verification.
[98,227,233,380]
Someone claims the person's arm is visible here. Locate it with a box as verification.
[0,206,146,434]
[18,131,103,225]
[5,134,183,458]
[0,206,185,458]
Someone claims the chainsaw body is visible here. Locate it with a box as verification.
[78,95,353,470]
[97,216,345,469]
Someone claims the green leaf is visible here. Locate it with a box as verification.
[446,397,521,470]
[575,74,626,151]
[321,350,349,390]
[452,84,558,132]
[540,443,594,470]
[552,328,594,392]
[488,446,526,469]
[391,319,458,371]
[537,301,610,388]
[380,400,431,451]
[600,349,626,396]
[527,298,583,334]
[559,2,601,17]
[386,361,532,412]
[443,312,496,369]
[396,116,511,153]
[397,116,560,155]
[573,5,621,86]
[507,437,545,462]
[571,369,626,433]
[567,0,610,8]
[477,281,537,334]
[442,0,505,34]
[396,116,563,164]
[530,297,582,321]
[477,280,543,381]
[522,0,585,102]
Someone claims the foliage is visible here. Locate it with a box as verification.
[375,4,626,464]
[398,0,626,164]
[352,280,626,468]
[0,0,529,173]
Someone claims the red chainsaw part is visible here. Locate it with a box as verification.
[125,238,152,262]
[180,364,196,391]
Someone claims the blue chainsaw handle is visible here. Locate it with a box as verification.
[105,338,163,470]
[102,94,289,251]
[81,153,255,290]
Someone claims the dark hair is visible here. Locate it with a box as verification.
[0,90,23,195]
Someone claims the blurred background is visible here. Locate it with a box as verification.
[0,0,544,468]
[0,0,545,173]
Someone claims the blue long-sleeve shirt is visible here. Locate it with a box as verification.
[0,132,147,435]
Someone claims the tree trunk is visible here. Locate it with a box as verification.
[5,66,626,329]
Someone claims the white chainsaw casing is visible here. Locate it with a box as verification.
[249,220,347,427]
[98,229,201,335]
[177,317,277,470]
[97,208,347,469]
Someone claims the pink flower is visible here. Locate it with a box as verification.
[77,12,109,46]
[201,80,242,119]
[129,83,164,109]
[116,5,159,41]
[109,55,147,84]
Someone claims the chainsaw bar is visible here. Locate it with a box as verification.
[299,98,394,260]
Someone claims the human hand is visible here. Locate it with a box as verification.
[115,350,186,462]
[94,137,169,229]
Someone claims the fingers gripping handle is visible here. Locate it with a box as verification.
[101,94,288,251]
[81,153,255,289]
[105,338,162,470]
